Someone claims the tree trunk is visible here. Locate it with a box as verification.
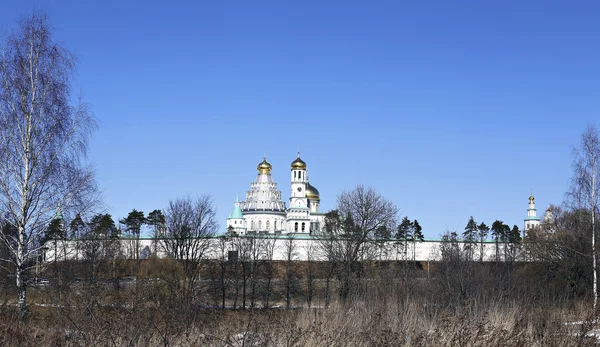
[242,263,247,309]
[480,239,484,262]
[220,262,226,309]
[593,173,597,310]
[16,266,27,319]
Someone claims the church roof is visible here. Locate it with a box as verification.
[291,153,306,170]
[239,156,287,212]
[228,204,243,219]
[306,182,320,200]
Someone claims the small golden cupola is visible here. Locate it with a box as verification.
[291,152,307,170]
[305,182,320,200]
[257,156,272,174]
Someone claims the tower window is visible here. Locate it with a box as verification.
[302,222,305,232]
[295,222,298,232]
[274,221,277,230]
[251,221,255,230]
[266,220,270,230]
[258,220,262,230]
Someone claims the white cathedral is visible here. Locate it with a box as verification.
[226,154,325,235]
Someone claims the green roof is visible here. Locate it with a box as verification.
[228,205,243,219]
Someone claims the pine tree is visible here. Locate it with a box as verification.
[69,214,86,239]
[89,214,117,238]
[491,220,505,262]
[462,216,478,259]
[120,210,145,237]
[477,222,489,261]
[412,220,423,262]
[396,217,413,261]
[507,225,522,261]
[120,209,145,260]
[147,209,166,237]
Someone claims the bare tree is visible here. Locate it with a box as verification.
[215,235,230,309]
[159,195,218,305]
[319,185,398,302]
[260,235,277,308]
[568,124,600,309]
[304,241,316,308]
[0,13,98,318]
[283,235,298,309]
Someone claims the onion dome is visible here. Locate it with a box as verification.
[291,152,307,170]
[305,182,320,200]
[529,195,535,204]
[257,156,272,174]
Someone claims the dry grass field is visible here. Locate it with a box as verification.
[0,257,598,346]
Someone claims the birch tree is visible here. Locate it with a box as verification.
[569,124,600,309]
[0,13,97,318]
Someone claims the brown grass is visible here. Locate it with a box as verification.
[0,296,596,346]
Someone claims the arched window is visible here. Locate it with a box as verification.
[251,221,255,230]
[274,221,277,230]
[266,220,270,231]
[294,171,296,179]
[258,220,262,230]
[302,222,305,232]
[295,222,298,232]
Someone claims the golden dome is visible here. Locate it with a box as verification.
[257,157,272,174]
[306,182,320,200]
[529,195,535,204]
[291,153,306,170]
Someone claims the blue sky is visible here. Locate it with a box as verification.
[2,1,599,238]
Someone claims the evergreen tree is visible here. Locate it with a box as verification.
[69,214,86,239]
[477,222,490,261]
[396,217,413,261]
[42,219,65,244]
[509,225,522,244]
[462,216,478,259]
[375,225,391,240]
[42,218,65,263]
[120,209,145,259]
[507,225,522,261]
[120,209,145,237]
[491,220,505,262]
[89,214,117,238]
[412,219,423,261]
[147,209,166,237]
[396,216,414,291]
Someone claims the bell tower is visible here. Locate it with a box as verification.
[290,152,308,208]
[524,193,541,234]
[287,152,311,233]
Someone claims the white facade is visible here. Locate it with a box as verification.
[43,237,510,263]
[226,154,325,236]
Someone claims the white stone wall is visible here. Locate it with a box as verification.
[43,237,522,263]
